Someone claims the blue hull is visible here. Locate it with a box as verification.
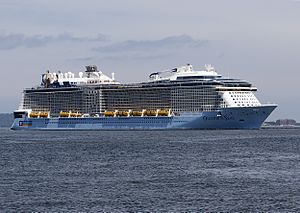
[11,105,277,130]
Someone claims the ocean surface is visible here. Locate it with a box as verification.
[0,128,300,212]
[0,114,13,128]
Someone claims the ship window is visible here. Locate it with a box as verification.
[14,112,26,118]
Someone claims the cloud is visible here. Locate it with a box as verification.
[71,53,171,63]
[93,35,208,53]
[0,32,108,50]
[91,35,208,60]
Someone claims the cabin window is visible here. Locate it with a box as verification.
[14,112,27,119]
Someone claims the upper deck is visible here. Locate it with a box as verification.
[40,65,120,88]
[27,64,255,92]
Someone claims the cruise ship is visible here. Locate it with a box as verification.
[11,64,277,130]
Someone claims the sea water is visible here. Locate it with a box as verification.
[0,128,300,211]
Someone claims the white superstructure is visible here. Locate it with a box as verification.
[149,64,220,81]
[149,64,261,108]
[42,65,119,87]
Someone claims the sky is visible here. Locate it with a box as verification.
[0,0,299,121]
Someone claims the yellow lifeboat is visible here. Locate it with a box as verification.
[30,112,39,118]
[119,111,129,116]
[39,112,49,118]
[144,110,157,116]
[115,111,129,116]
[158,109,169,116]
[132,111,143,116]
[104,111,114,117]
[70,112,81,117]
[60,111,70,117]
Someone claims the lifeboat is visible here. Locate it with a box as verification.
[70,113,76,117]
[115,111,129,116]
[30,112,39,118]
[70,112,81,117]
[132,111,143,116]
[104,111,114,117]
[157,109,169,116]
[39,112,49,118]
[60,111,70,117]
[144,110,157,116]
[120,111,129,116]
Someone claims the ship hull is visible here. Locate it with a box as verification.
[11,105,276,130]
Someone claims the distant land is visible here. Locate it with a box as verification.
[0,113,13,128]
[263,119,300,129]
[0,113,299,129]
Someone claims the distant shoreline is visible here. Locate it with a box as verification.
[262,125,300,129]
